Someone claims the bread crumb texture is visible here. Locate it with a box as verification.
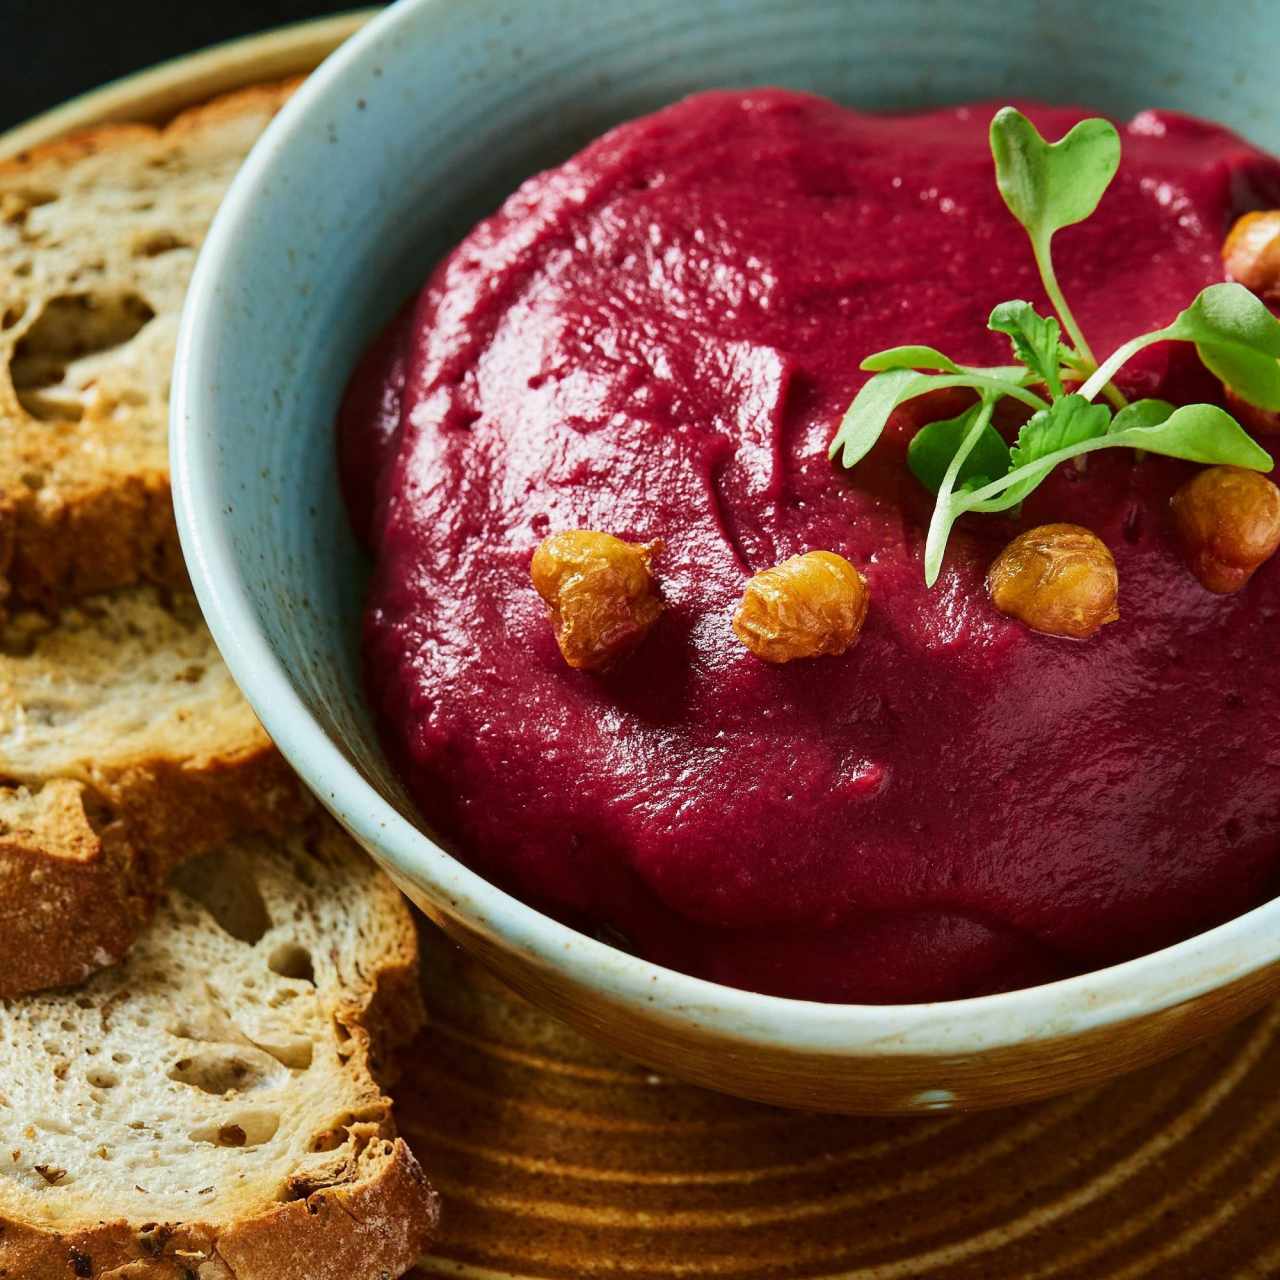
[0,81,297,613]
[0,818,438,1278]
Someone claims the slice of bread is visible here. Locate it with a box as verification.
[0,586,309,997]
[0,817,439,1280]
[0,80,297,613]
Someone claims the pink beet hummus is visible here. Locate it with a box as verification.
[339,91,1280,1003]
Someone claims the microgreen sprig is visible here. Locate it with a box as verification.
[828,107,1278,586]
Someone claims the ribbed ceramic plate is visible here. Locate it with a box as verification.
[6,18,1276,1276]
[403,925,1280,1278]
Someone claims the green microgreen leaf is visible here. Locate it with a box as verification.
[1176,284,1280,411]
[920,397,1273,582]
[989,107,1120,373]
[907,408,1011,496]
[961,401,1271,517]
[1079,282,1280,410]
[1106,402,1273,468]
[1009,394,1110,469]
[990,108,1122,243]
[985,394,1112,508]
[827,366,1046,469]
[860,345,963,373]
[988,300,1066,395]
[1108,398,1176,433]
[828,368,932,469]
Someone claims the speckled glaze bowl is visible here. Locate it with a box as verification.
[171,0,1280,1114]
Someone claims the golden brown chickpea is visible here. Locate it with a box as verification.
[1223,210,1280,301]
[530,530,663,670]
[733,550,869,663]
[987,524,1119,639]
[1170,465,1280,594]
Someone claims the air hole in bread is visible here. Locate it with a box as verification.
[171,848,271,944]
[311,1126,349,1153]
[22,701,74,729]
[32,1163,70,1187]
[132,229,190,258]
[189,1110,279,1149]
[10,291,156,420]
[1,303,24,330]
[1,187,55,223]
[167,1051,266,1096]
[86,1070,118,1089]
[254,1037,314,1072]
[267,943,314,985]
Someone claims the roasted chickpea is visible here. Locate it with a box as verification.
[531,530,663,670]
[987,524,1119,639]
[733,550,869,663]
[1170,465,1280,594]
[1224,386,1280,436]
[1223,210,1280,301]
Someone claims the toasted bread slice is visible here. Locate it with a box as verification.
[0,587,309,996]
[0,817,438,1280]
[0,81,297,613]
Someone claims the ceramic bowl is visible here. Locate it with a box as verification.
[171,0,1280,1113]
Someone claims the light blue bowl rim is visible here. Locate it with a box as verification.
[171,0,1280,1059]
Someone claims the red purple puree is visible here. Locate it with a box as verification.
[339,91,1280,1003]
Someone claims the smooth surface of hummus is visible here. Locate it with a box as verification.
[340,91,1280,1003]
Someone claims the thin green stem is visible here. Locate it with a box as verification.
[1035,234,1097,368]
[942,374,1049,412]
[1098,380,1129,411]
[923,397,997,585]
[1035,234,1131,410]
[962,434,1124,510]
[1078,330,1165,403]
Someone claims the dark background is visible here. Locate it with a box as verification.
[2,1,383,131]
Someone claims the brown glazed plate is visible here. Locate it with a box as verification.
[404,925,1280,1278]
[9,19,1277,1275]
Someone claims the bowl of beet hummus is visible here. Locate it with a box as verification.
[173,0,1280,1112]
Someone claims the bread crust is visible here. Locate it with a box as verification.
[0,779,146,996]
[0,740,312,998]
[0,79,305,176]
[0,470,184,620]
[0,1137,438,1280]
